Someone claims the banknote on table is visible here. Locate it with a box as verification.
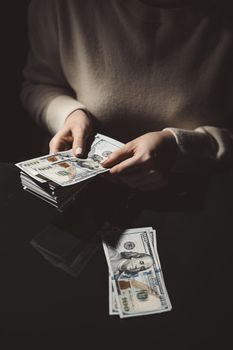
[109,228,159,315]
[103,227,172,318]
[15,134,124,210]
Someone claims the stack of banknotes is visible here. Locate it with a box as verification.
[15,134,124,210]
[102,226,172,317]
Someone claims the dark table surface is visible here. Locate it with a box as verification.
[0,163,232,349]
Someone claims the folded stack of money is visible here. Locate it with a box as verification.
[102,226,172,317]
[15,134,124,211]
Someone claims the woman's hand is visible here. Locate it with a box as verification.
[49,109,93,156]
[101,131,177,191]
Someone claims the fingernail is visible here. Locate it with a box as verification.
[75,147,82,156]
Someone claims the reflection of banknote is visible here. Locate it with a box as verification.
[103,227,172,318]
[31,224,100,278]
[16,134,123,187]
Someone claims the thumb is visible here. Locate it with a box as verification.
[49,135,64,154]
[101,144,132,168]
[72,130,88,157]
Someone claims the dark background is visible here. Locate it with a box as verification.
[0,2,232,349]
[1,0,45,163]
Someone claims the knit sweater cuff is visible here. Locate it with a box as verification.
[163,127,219,173]
[45,95,87,135]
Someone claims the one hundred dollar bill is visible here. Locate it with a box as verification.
[16,134,124,187]
[103,227,172,318]
[109,228,158,315]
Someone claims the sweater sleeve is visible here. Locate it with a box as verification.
[163,126,233,172]
[21,0,87,135]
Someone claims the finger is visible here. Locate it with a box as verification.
[49,136,67,154]
[49,145,60,154]
[109,155,142,174]
[72,129,89,157]
[108,156,153,177]
[116,158,154,177]
[101,145,133,168]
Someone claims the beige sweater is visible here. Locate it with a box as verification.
[21,0,233,171]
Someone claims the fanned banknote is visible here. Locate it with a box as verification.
[15,134,124,210]
[103,227,172,318]
[16,134,123,187]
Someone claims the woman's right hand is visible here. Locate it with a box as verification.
[49,109,93,156]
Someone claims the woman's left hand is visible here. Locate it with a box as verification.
[101,131,178,191]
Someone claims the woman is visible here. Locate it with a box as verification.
[21,0,233,190]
